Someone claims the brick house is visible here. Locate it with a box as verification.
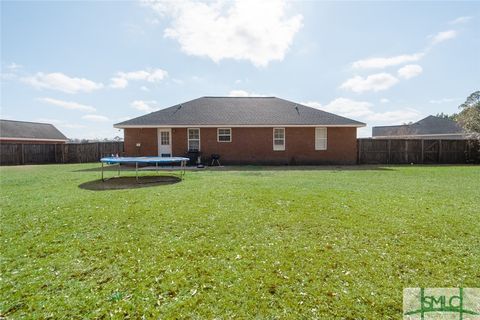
[0,119,68,144]
[114,97,365,165]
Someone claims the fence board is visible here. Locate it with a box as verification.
[0,142,124,165]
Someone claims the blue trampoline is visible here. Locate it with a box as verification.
[100,156,189,182]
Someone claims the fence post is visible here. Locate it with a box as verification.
[387,139,391,164]
[21,144,25,165]
[405,140,408,163]
[438,139,442,163]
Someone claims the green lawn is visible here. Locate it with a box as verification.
[1,164,479,319]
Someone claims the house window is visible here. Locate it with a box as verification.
[188,128,200,152]
[273,128,285,151]
[217,128,232,142]
[315,127,327,150]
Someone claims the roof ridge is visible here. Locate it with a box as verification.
[202,96,276,98]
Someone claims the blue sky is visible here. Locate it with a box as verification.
[1,1,479,139]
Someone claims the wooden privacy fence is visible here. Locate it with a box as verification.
[358,139,480,164]
[2,140,479,166]
[0,142,124,165]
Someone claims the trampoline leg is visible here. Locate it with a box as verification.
[136,162,138,182]
[156,162,158,175]
[118,163,120,177]
[101,162,104,181]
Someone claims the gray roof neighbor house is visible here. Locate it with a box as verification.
[115,97,365,128]
[372,115,465,139]
[0,119,68,142]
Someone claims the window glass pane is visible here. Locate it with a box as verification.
[316,139,326,149]
[274,129,284,138]
[274,139,284,145]
[189,140,199,151]
[219,135,230,141]
[189,129,199,139]
[315,128,326,138]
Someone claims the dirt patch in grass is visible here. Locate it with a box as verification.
[78,176,181,190]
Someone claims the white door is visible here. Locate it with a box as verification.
[158,128,172,157]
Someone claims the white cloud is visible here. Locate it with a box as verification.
[37,97,96,113]
[131,100,158,113]
[397,64,423,79]
[304,98,373,118]
[110,77,128,89]
[82,114,110,122]
[429,30,457,45]
[140,86,149,91]
[340,73,399,93]
[227,90,268,97]
[429,97,459,104]
[366,109,421,123]
[351,25,458,73]
[449,16,472,25]
[6,62,23,70]
[23,72,103,94]
[352,53,424,69]
[110,68,168,89]
[303,97,422,136]
[144,0,303,67]
[380,98,390,103]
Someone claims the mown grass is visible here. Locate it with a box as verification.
[1,164,479,319]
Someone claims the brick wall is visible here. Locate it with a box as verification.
[124,127,358,165]
[123,128,158,156]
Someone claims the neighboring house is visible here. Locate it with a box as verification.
[114,97,365,165]
[0,119,68,144]
[372,115,466,140]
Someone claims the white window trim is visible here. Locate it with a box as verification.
[273,128,285,151]
[187,128,201,152]
[315,127,327,150]
[217,128,232,143]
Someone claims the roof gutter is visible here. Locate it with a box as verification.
[372,133,465,138]
[0,137,69,142]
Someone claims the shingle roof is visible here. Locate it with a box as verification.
[372,115,464,137]
[0,119,68,141]
[115,97,365,127]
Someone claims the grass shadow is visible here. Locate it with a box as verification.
[78,176,181,191]
[204,165,395,171]
[74,164,398,174]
